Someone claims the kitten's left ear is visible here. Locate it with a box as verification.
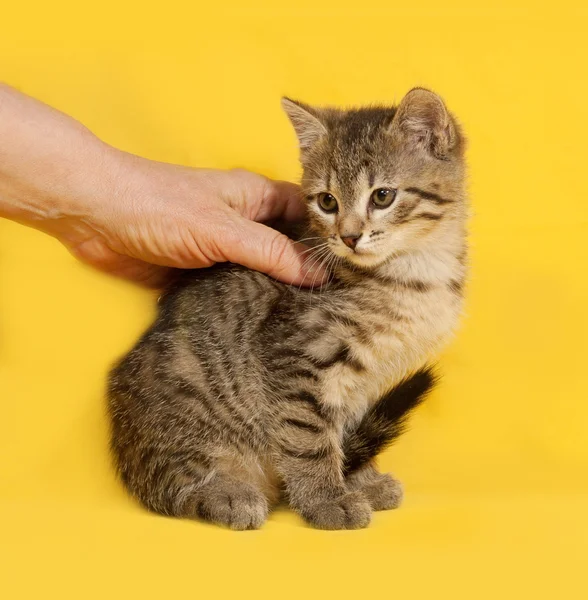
[281,97,327,151]
[390,88,459,159]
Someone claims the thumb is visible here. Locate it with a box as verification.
[218,215,327,286]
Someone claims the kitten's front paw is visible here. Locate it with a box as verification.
[301,491,372,530]
[361,473,404,511]
[193,485,268,531]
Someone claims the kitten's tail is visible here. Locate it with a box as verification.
[343,367,437,475]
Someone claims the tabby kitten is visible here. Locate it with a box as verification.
[108,88,468,530]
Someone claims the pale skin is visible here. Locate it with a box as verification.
[0,83,324,288]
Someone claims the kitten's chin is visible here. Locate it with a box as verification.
[344,251,390,268]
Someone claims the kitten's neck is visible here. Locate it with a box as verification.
[381,242,466,286]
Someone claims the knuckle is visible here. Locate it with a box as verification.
[266,232,290,270]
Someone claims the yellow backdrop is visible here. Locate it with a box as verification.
[1,1,587,598]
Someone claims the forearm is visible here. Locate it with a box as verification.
[0,83,115,236]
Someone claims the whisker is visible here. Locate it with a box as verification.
[293,245,332,309]
[320,254,342,307]
[298,242,329,256]
[316,253,336,308]
[296,246,331,305]
[296,244,330,269]
[306,247,332,308]
[280,242,330,273]
[295,236,327,244]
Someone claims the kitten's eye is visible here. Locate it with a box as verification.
[317,193,339,213]
[371,188,397,209]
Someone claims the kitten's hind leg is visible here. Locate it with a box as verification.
[346,462,403,511]
[181,471,269,531]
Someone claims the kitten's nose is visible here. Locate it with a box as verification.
[341,233,362,249]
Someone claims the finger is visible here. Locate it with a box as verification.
[215,215,327,286]
[255,179,306,223]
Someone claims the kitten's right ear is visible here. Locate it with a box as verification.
[390,88,459,159]
[281,98,327,151]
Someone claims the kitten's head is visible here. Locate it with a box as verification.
[282,88,466,269]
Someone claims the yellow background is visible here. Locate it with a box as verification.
[1,1,587,598]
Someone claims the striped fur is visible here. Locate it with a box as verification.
[108,88,468,530]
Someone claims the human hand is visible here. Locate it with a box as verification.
[0,83,325,288]
[53,150,324,288]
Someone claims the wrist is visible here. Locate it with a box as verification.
[0,132,119,239]
[0,84,123,239]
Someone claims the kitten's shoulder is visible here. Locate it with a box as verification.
[158,263,287,312]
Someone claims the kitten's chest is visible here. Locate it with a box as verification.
[318,287,462,422]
